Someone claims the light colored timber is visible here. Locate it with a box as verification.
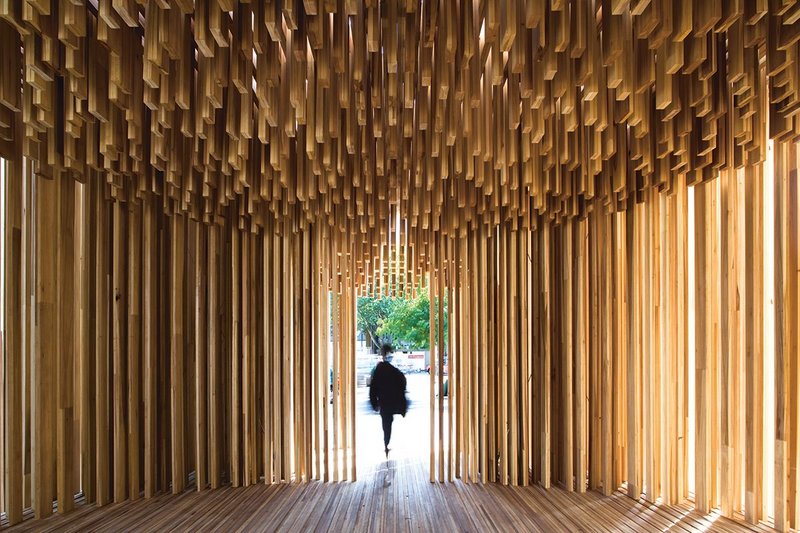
[263,224,273,485]
[0,460,774,533]
[438,233,445,484]
[429,238,435,483]
[744,163,764,524]
[694,180,712,514]
[775,141,788,532]
[0,2,797,531]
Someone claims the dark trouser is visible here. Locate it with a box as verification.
[381,412,394,447]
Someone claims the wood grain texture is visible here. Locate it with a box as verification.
[0,1,798,531]
[0,460,776,533]
[3,150,23,525]
[33,173,57,520]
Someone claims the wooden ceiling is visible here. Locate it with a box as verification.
[0,0,798,236]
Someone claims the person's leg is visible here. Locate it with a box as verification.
[381,412,393,448]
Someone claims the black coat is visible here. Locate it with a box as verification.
[369,361,408,416]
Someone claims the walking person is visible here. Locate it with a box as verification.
[369,344,408,458]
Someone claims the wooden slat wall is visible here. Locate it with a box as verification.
[425,156,799,531]
[1,182,358,523]
[0,1,798,531]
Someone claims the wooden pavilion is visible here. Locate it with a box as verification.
[0,0,798,531]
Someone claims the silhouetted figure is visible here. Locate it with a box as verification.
[369,344,408,458]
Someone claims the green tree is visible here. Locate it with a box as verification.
[377,288,447,350]
[356,296,401,353]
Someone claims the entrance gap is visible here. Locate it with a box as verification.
[354,289,446,476]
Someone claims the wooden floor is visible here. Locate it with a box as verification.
[3,459,775,533]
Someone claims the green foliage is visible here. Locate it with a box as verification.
[373,287,448,351]
[356,296,401,352]
[356,280,449,353]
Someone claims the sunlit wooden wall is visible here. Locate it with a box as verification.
[0,0,799,531]
[428,153,799,530]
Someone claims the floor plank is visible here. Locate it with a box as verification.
[2,459,773,532]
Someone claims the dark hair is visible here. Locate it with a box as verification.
[380,343,394,357]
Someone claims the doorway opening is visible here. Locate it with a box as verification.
[354,286,448,476]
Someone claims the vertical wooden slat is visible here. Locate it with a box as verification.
[195,221,207,491]
[321,226,329,483]
[263,225,272,484]
[509,225,519,486]
[744,163,763,524]
[523,223,532,488]
[170,213,186,494]
[694,181,712,514]
[112,200,128,503]
[310,225,318,481]
[230,224,241,487]
[242,229,251,486]
[3,153,23,524]
[498,226,507,485]
[720,169,739,516]
[79,178,96,505]
[775,141,788,532]
[709,181,720,511]
[282,230,291,481]
[57,175,76,513]
[127,200,141,501]
[438,232,445,484]
[626,201,640,500]
[575,217,588,493]
[95,180,111,507]
[429,232,436,483]
[453,237,460,481]
[601,211,614,496]
[349,248,357,482]
[562,220,573,492]
[471,229,480,484]
[143,195,156,498]
[479,224,488,484]
[788,153,799,531]
[677,178,689,504]
[774,141,799,531]
[208,223,220,489]
[540,225,551,489]
[0,154,5,518]
[302,231,310,481]
[272,229,283,482]
[293,231,302,482]
[34,173,57,519]
[332,256,340,482]
[450,238,456,483]
[615,210,625,492]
